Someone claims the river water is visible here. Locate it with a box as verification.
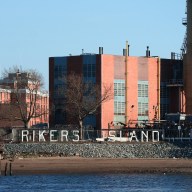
[0,174,191,192]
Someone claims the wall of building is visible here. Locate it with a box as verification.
[49,53,184,131]
[0,88,11,103]
[126,57,138,123]
[27,93,49,127]
[50,55,100,128]
[160,59,184,117]
[100,55,159,127]
[148,57,159,120]
[100,55,114,129]
[49,54,161,130]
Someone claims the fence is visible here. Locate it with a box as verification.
[0,122,192,143]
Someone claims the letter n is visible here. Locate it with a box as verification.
[141,131,148,142]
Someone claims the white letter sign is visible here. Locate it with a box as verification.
[50,130,58,142]
[152,131,159,142]
[73,130,79,142]
[61,130,68,141]
[22,130,29,142]
[141,131,148,142]
[129,131,139,142]
[39,130,46,142]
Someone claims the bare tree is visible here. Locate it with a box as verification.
[58,72,113,139]
[0,67,48,128]
[1,65,23,79]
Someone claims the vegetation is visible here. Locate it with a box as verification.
[0,66,48,128]
[57,72,113,139]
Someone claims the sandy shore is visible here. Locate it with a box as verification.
[1,157,192,175]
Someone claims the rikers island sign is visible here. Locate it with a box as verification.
[20,129,161,142]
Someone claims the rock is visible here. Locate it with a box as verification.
[2,142,192,159]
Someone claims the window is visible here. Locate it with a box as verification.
[138,84,148,97]
[114,80,125,115]
[54,65,67,79]
[83,63,96,79]
[160,104,168,119]
[138,81,148,117]
[83,55,96,81]
[54,84,66,98]
[114,82,125,96]
[114,101,125,115]
[138,102,148,116]
[160,85,168,98]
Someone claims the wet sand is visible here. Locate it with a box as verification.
[1,157,192,175]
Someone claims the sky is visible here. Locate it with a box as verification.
[0,0,186,89]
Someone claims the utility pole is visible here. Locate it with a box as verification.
[125,41,129,125]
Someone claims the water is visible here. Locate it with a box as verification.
[0,174,191,192]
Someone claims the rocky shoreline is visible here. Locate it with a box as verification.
[2,141,192,159]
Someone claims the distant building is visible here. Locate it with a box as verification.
[0,72,49,128]
[49,46,182,130]
[0,87,11,103]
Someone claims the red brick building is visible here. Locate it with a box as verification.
[49,47,180,130]
[0,72,49,128]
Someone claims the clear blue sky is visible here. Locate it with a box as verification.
[0,0,186,89]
